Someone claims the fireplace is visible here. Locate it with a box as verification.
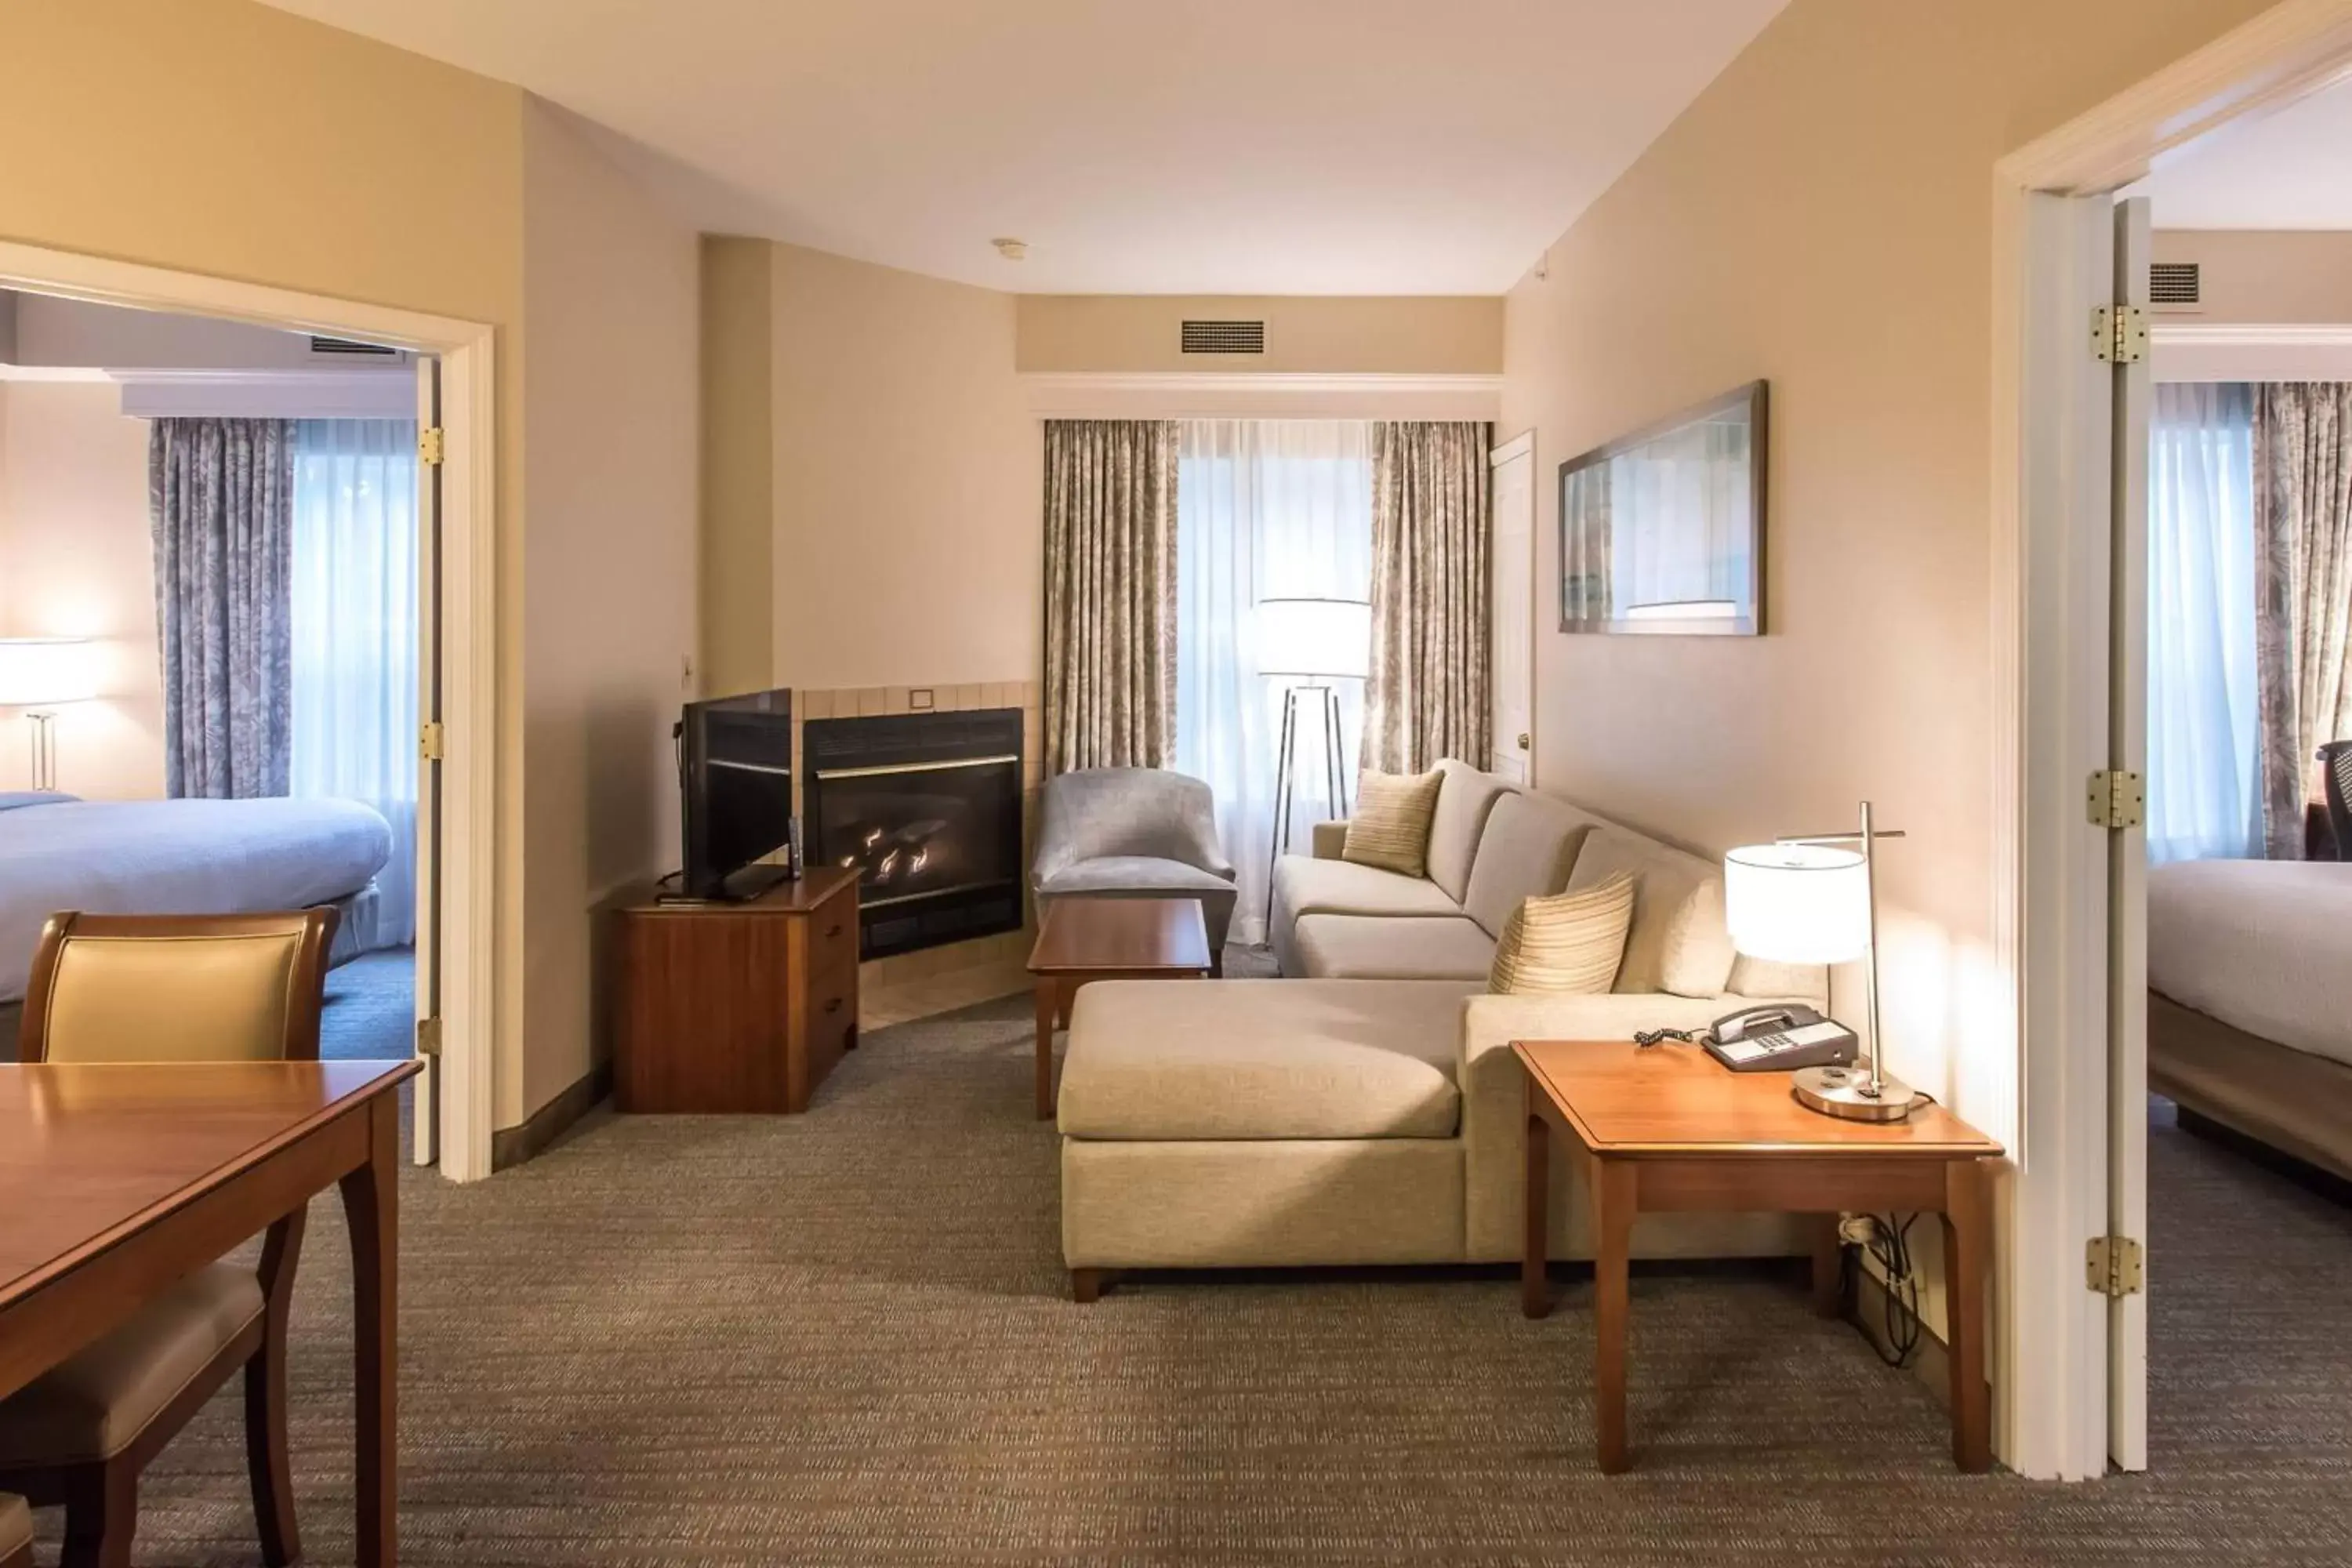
[802,708,1025,960]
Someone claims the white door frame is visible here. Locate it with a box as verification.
[1489,429,1537,785]
[0,238,500,1184]
[1990,0,2352,1479]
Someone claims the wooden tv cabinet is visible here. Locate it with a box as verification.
[615,866,861,1113]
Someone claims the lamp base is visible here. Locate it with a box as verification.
[1791,1064,1925,1123]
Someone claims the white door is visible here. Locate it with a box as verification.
[2105,194,2153,1472]
[412,358,444,1167]
[1490,432,1535,785]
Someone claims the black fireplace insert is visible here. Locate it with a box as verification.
[801,709,1024,960]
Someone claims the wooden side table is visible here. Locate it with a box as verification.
[1026,896,1212,1119]
[1514,1037,2004,1474]
[615,866,860,1113]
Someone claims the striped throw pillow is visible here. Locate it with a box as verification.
[1342,768,1444,877]
[1489,871,1637,996]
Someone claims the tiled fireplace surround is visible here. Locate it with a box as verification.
[790,680,1045,1028]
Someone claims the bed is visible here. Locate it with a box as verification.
[0,792,394,1007]
[2147,857,2352,1181]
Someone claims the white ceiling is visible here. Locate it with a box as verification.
[2130,74,2352,230]
[257,0,1788,294]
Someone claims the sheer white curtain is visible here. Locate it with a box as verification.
[291,419,419,947]
[2147,383,2260,863]
[1176,420,1373,945]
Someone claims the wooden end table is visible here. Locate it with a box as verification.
[1514,1038,2004,1475]
[1027,896,1212,1119]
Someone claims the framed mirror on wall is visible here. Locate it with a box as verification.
[1559,379,1767,636]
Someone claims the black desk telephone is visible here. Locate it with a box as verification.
[1700,1004,1859,1073]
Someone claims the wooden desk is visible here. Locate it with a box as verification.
[615,866,861,1113]
[1027,897,1211,1119]
[1513,1039,2003,1475]
[0,1058,419,1567]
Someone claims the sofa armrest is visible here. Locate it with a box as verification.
[1457,991,1754,1261]
[1311,819,1349,859]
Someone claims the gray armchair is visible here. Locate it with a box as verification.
[1032,768,1238,968]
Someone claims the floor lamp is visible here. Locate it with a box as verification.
[0,637,97,793]
[1258,597,1370,926]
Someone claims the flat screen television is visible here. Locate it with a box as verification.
[677,688,796,900]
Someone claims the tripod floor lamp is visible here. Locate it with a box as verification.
[1259,597,1370,924]
[0,638,97,793]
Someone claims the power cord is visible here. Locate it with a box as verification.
[1632,1027,1697,1048]
[1842,1212,1923,1369]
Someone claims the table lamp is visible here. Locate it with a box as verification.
[1724,800,1922,1122]
[0,637,99,793]
[1257,596,1371,921]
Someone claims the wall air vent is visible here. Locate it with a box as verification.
[1181,319,1266,355]
[2149,263,2201,307]
[308,335,401,357]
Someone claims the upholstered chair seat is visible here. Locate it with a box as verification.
[2,909,336,1568]
[1032,768,1239,960]
[0,1265,266,1466]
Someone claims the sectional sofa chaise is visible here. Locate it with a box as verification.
[1056,760,1828,1285]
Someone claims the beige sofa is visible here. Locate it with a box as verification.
[1058,761,1825,1276]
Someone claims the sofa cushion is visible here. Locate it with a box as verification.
[1344,768,1443,877]
[1425,760,1511,903]
[1566,828,1733,996]
[1489,871,1636,995]
[1272,855,1463,923]
[1294,914,1496,981]
[1461,793,1595,938]
[1058,978,1475,1140]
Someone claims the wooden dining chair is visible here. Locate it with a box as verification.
[1,1492,32,1568]
[1,909,338,1568]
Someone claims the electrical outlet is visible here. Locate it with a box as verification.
[1838,1214,1881,1246]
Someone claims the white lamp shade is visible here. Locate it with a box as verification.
[1723,842,1869,964]
[1258,597,1370,679]
[0,638,100,707]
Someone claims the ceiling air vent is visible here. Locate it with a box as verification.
[1181,319,1266,355]
[2149,263,2201,307]
[308,335,401,357]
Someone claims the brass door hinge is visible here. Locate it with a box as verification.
[2087,769,2143,829]
[2092,303,2147,365]
[418,426,445,466]
[419,720,445,762]
[2087,1234,2143,1298]
[415,1015,444,1058]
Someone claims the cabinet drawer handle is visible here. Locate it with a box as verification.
[824,996,844,1014]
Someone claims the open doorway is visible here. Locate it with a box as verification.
[0,239,497,1181]
[1995,8,2352,1480]
[0,289,423,1062]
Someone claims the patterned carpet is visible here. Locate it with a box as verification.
[32,992,2352,1566]
[319,949,416,1062]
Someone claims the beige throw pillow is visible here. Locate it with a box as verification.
[1343,768,1444,877]
[1489,871,1638,996]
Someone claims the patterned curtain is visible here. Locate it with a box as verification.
[1043,420,1179,774]
[2251,385,2352,858]
[149,419,296,799]
[1360,421,1492,774]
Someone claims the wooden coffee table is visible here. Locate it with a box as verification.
[1028,896,1212,1119]
[1514,1037,2004,1474]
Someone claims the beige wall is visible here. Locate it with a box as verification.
[0,383,162,800]
[768,242,1041,691]
[1017,295,1503,375]
[2151,229,2352,322]
[699,238,775,698]
[1500,0,2273,1133]
[515,100,701,1125]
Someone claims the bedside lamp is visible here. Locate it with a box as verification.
[1726,800,1922,1122]
[0,637,99,793]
